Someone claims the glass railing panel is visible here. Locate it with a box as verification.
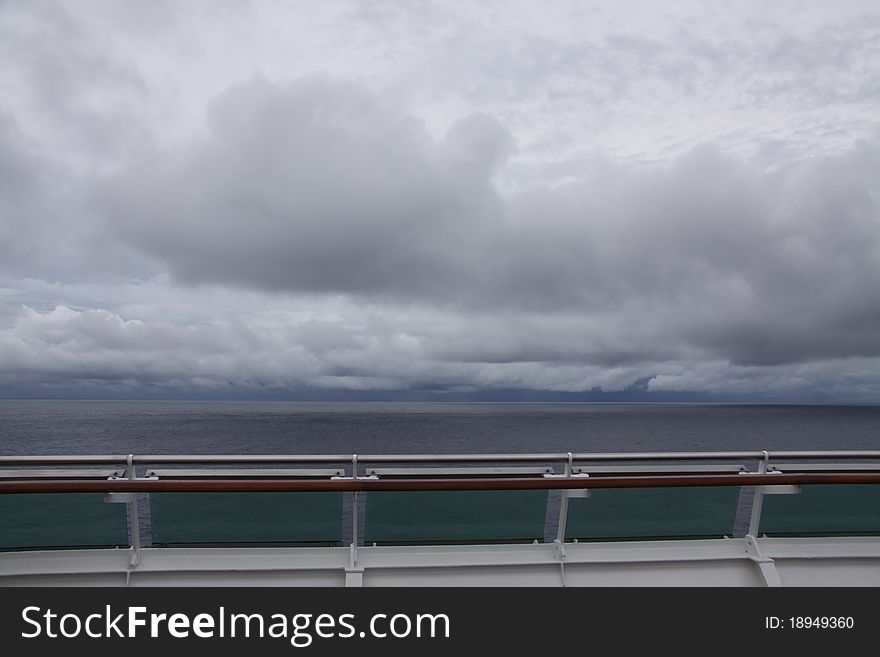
[760,484,880,536]
[0,493,128,550]
[565,486,740,541]
[150,492,343,546]
[364,490,548,544]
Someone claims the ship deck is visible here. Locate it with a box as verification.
[2,450,879,586]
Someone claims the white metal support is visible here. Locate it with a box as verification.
[344,543,364,587]
[552,537,568,586]
[742,452,784,587]
[549,476,590,543]
[351,454,358,548]
[125,454,140,572]
[744,534,783,587]
[344,454,364,586]
[747,451,769,537]
[550,452,589,586]
[555,453,573,545]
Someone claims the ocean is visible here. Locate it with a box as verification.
[1,401,878,455]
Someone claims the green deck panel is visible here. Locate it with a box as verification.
[760,484,880,536]
[150,492,343,546]
[0,493,128,550]
[364,490,548,544]
[565,486,739,540]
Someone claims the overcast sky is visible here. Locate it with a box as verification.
[1,0,879,401]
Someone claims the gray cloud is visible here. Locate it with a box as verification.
[95,76,510,298]
[1,1,879,399]
[0,0,150,162]
[0,113,63,273]
[89,75,880,371]
[4,301,880,400]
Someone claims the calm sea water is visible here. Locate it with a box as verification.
[0,401,878,455]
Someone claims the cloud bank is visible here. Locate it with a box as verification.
[1,1,879,400]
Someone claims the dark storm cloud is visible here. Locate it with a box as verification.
[96,76,511,298]
[91,75,880,368]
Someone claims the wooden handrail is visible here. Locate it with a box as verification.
[1,472,880,493]
[2,450,880,466]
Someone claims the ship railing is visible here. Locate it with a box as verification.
[1,451,880,556]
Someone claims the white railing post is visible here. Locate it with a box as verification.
[556,452,574,545]
[126,453,141,568]
[748,451,769,537]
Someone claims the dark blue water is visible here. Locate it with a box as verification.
[0,401,878,455]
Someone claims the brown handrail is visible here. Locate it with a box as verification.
[3,451,880,466]
[1,472,880,493]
